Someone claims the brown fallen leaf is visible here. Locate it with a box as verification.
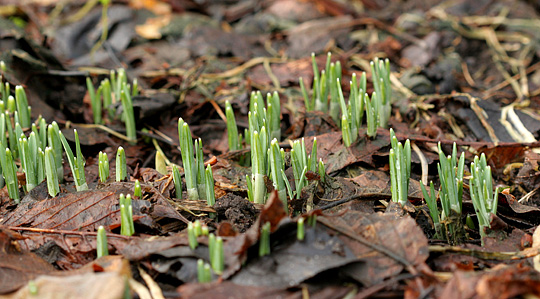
[319,210,429,286]
[0,227,57,294]
[1,187,148,232]
[178,280,353,299]
[5,272,126,299]
[438,264,540,299]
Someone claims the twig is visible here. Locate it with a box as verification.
[4,225,131,239]
[429,245,540,260]
[318,193,390,211]
[355,273,416,298]
[318,217,412,267]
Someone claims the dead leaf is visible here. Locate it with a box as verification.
[319,210,429,286]
[0,227,57,294]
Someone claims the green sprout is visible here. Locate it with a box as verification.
[96,226,109,258]
[281,169,294,202]
[248,90,281,143]
[349,73,366,139]
[188,221,198,250]
[259,222,271,257]
[205,165,215,207]
[297,217,305,241]
[328,61,342,124]
[38,117,47,148]
[341,114,352,147]
[197,259,212,283]
[56,127,88,191]
[307,214,317,227]
[208,233,215,258]
[172,165,182,199]
[48,123,64,182]
[110,69,120,103]
[37,147,45,185]
[300,53,332,112]
[291,138,319,199]
[193,220,202,236]
[116,146,126,182]
[211,236,224,274]
[195,139,206,201]
[249,92,265,133]
[269,139,287,211]
[318,158,326,184]
[421,143,465,241]
[365,92,379,138]
[119,193,134,236]
[178,118,199,201]
[0,148,19,202]
[337,73,366,146]
[249,128,267,204]
[370,58,392,129]
[469,153,500,243]
[437,143,465,225]
[18,133,38,191]
[266,92,281,141]
[6,111,17,156]
[7,95,15,113]
[14,121,23,158]
[134,179,141,198]
[87,77,102,124]
[45,147,60,197]
[100,79,113,118]
[120,86,136,144]
[14,85,31,128]
[201,225,209,236]
[246,174,253,202]
[208,233,224,274]
[98,151,109,183]
[421,181,440,237]
[0,81,7,103]
[88,69,138,138]
[225,100,240,151]
[389,129,411,206]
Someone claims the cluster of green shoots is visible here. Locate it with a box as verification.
[187,220,224,283]
[289,138,325,200]
[119,193,135,236]
[226,92,325,210]
[300,53,392,144]
[469,154,500,241]
[421,143,464,241]
[177,119,215,208]
[0,73,72,200]
[388,129,411,206]
[96,190,139,257]
[420,145,501,244]
[388,128,501,244]
[87,68,138,144]
[0,64,142,204]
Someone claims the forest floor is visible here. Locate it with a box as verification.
[2,0,540,298]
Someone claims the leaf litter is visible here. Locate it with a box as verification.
[1,0,540,298]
